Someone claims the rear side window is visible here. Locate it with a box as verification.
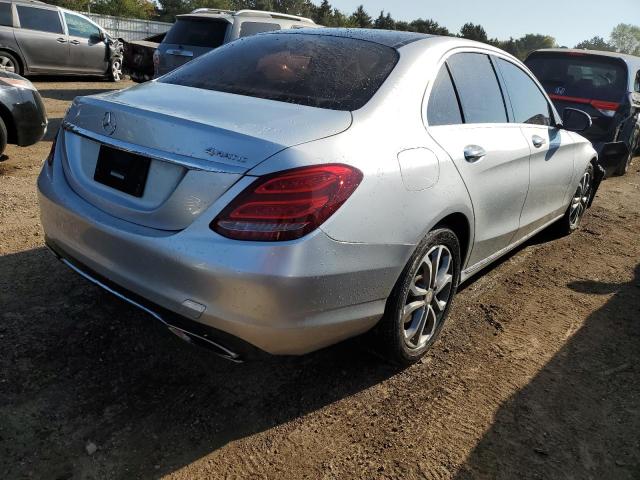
[427,65,463,126]
[0,3,12,27]
[525,53,628,102]
[163,18,228,48]
[497,58,551,126]
[239,21,280,38]
[447,53,507,124]
[17,6,63,34]
[161,33,399,111]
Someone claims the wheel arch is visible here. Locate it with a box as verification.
[0,102,17,145]
[433,212,472,269]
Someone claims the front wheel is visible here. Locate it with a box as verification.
[556,163,594,235]
[377,228,461,365]
[109,57,123,82]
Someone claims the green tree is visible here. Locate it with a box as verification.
[459,22,487,42]
[373,10,395,30]
[410,18,449,35]
[609,23,640,55]
[514,33,556,59]
[575,36,615,52]
[312,0,332,25]
[350,4,372,28]
[91,0,155,18]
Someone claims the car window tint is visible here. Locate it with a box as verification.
[0,2,12,27]
[239,21,280,38]
[427,65,463,126]
[635,71,640,92]
[17,6,62,34]
[497,58,551,126]
[163,18,228,48]
[161,33,399,111]
[525,53,627,102]
[447,53,507,124]
[65,13,100,39]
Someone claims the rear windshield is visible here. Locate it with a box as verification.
[163,18,228,48]
[525,53,628,102]
[159,33,399,111]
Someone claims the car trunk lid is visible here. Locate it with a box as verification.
[60,82,352,231]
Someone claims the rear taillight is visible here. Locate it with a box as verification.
[211,164,363,241]
[591,100,619,118]
[46,133,57,166]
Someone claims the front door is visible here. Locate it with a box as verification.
[64,12,108,74]
[494,57,576,238]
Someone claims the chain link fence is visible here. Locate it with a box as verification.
[81,13,172,41]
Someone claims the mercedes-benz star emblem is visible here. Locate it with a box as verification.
[102,111,117,136]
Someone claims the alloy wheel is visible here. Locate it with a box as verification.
[569,170,591,227]
[0,55,16,73]
[111,59,122,81]
[402,245,454,350]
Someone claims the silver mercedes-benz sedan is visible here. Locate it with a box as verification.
[38,29,599,364]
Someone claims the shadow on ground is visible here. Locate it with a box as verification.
[0,247,400,479]
[455,263,640,479]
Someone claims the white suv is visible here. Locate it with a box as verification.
[154,9,319,77]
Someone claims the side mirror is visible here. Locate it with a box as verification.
[561,108,592,132]
[89,31,103,43]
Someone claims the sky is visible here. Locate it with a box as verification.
[324,0,640,48]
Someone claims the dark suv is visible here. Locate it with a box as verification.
[526,49,640,176]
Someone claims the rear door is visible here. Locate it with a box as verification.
[157,16,229,76]
[14,4,68,73]
[63,12,108,74]
[495,57,576,237]
[426,52,530,267]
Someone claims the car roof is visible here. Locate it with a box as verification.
[530,48,640,74]
[264,28,432,49]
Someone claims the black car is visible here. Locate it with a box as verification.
[526,49,640,176]
[0,70,46,155]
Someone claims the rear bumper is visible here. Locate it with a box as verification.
[37,159,411,356]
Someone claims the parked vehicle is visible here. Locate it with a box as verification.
[0,0,123,81]
[123,32,166,83]
[39,30,599,365]
[154,8,320,77]
[526,49,640,176]
[0,70,46,155]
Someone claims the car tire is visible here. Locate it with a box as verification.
[377,228,461,366]
[0,116,8,156]
[556,163,594,235]
[0,51,21,76]
[613,130,638,176]
[109,57,123,82]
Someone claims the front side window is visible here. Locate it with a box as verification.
[427,65,463,126]
[447,53,508,124]
[163,18,228,48]
[17,6,62,34]
[497,58,551,126]
[65,13,100,39]
[239,21,280,38]
[161,33,399,111]
[0,2,12,27]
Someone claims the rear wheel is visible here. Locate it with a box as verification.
[613,130,638,176]
[377,228,460,365]
[556,163,593,235]
[0,51,20,75]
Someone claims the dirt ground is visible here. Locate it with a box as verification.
[1,79,639,480]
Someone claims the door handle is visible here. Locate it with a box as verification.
[56,37,67,43]
[464,145,487,163]
[69,39,80,45]
[532,135,547,148]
